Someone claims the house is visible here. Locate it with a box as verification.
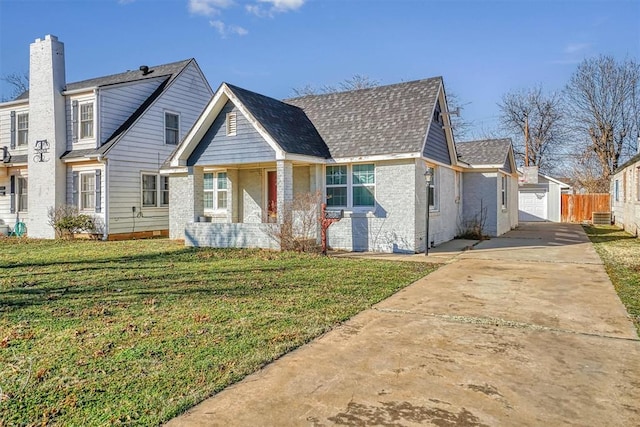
[164,79,518,252]
[611,150,640,236]
[0,35,213,239]
[455,139,519,236]
[517,171,572,222]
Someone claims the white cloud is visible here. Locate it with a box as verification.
[259,0,305,12]
[189,0,234,16]
[209,20,248,37]
[247,0,305,16]
[564,43,590,54]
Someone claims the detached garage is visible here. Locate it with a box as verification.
[518,173,571,222]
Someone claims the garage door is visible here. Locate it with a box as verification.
[519,190,548,221]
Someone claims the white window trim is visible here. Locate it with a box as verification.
[203,171,228,212]
[226,112,237,137]
[79,102,94,140]
[79,171,96,212]
[160,176,170,207]
[17,112,28,147]
[141,173,169,209]
[164,111,180,145]
[501,175,508,210]
[325,163,376,211]
[427,166,439,212]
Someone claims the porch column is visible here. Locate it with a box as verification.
[226,169,239,223]
[276,160,293,224]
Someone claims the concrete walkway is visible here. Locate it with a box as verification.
[167,223,640,426]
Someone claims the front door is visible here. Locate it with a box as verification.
[267,171,277,222]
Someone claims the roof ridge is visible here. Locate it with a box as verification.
[285,76,443,101]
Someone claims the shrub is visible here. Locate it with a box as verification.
[47,205,99,239]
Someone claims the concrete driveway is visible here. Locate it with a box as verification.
[167,223,640,426]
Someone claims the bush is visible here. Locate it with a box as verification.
[47,205,99,239]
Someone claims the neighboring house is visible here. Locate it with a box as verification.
[0,35,213,239]
[517,171,572,222]
[164,79,518,252]
[456,139,519,236]
[611,151,640,236]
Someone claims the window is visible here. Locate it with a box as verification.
[165,112,179,145]
[352,164,375,207]
[501,175,508,209]
[17,113,28,146]
[426,166,438,209]
[17,177,27,212]
[80,172,96,210]
[615,179,620,202]
[142,174,158,207]
[326,165,347,207]
[204,172,227,210]
[80,103,94,139]
[226,113,237,136]
[325,164,375,208]
[161,176,170,206]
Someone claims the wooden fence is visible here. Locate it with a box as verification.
[561,193,611,223]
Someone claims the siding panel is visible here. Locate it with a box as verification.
[188,101,276,166]
[423,101,451,165]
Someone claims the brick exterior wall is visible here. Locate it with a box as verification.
[184,223,280,249]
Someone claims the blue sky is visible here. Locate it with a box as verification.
[1,0,638,138]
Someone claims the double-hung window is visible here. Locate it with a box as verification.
[17,177,28,212]
[142,174,158,207]
[80,103,94,139]
[204,172,227,211]
[165,112,179,145]
[501,175,508,209]
[17,113,28,146]
[326,164,375,208]
[80,172,96,210]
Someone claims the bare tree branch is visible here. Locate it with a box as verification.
[564,55,640,181]
[498,85,565,173]
[1,72,29,101]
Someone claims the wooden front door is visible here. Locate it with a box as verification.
[267,171,277,221]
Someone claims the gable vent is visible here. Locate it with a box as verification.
[226,112,237,136]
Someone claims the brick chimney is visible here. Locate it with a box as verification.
[27,35,67,238]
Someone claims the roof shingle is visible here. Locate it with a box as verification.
[456,138,512,166]
[285,78,442,158]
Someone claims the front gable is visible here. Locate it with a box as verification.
[187,100,276,166]
[423,99,452,165]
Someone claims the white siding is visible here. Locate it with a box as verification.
[65,162,106,232]
[99,78,165,143]
[105,62,212,235]
[0,104,30,157]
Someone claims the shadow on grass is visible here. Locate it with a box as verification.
[583,225,638,243]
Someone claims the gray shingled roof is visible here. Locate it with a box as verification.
[285,77,442,158]
[615,151,640,173]
[1,154,28,165]
[227,84,330,158]
[16,59,192,100]
[456,138,512,166]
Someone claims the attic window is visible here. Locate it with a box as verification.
[226,113,237,136]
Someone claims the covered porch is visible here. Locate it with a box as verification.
[170,160,324,249]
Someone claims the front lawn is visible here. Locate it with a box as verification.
[583,225,640,334]
[0,239,435,425]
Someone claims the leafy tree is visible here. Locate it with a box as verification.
[564,55,640,181]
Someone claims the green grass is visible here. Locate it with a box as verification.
[0,238,435,426]
[583,225,640,334]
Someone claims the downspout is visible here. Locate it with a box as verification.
[101,156,109,240]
